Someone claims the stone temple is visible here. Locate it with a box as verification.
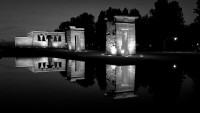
[66,26,85,51]
[106,16,138,56]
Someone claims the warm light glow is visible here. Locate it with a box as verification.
[110,46,117,55]
[128,40,135,54]
[68,44,72,50]
[174,37,178,41]
[139,55,144,57]
[52,43,59,47]
[173,64,177,69]
[111,65,116,70]
[40,42,48,47]
[121,28,129,30]
[77,47,80,51]
[121,49,125,54]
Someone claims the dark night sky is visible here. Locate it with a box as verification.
[0,0,197,41]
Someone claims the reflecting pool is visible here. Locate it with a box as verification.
[0,56,199,111]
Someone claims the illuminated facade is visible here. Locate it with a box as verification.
[67,26,85,51]
[106,65,136,99]
[106,16,138,56]
[15,57,66,73]
[15,37,33,47]
[66,60,85,82]
[15,31,66,48]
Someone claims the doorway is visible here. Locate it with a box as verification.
[121,30,129,55]
[75,35,80,51]
[47,35,53,48]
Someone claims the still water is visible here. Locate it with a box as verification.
[0,56,199,110]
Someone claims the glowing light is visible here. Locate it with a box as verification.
[53,58,59,61]
[128,40,135,54]
[77,47,80,51]
[53,43,58,47]
[122,28,129,30]
[110,46,117,55]
[40,42,47,47]
[139,55,144,57]
[174,37,178,41]
[121,50,125,54]
[173,64,177,69]
[68,60,72,64]
[111,65,116,70]
[68,44,72,50]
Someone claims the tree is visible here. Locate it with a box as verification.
[96,7,123,50]
[149,0,185,51]
[194,0,200,23]
[96,11,107,50]
[55,12,96,50]
[55,21,70,32]
[74,13,96,49]
[122,8,129,15]
[188,0,200,51]
[130,8,141,17]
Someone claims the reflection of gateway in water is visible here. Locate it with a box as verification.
[15,57,66,73]
[106,65,136,99]
[65,60,85,82]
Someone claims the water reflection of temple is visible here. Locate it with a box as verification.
[106,65,137,99]
[65,60,85,82]
[15,57,66,72]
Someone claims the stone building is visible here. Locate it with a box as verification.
[106,16,138,56]
[67,26,85,51]
[14,37,33,47]
[15,31,66,48]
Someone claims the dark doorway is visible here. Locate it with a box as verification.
[47,35,53,48]
[75,35,79,51]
